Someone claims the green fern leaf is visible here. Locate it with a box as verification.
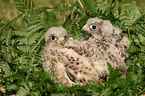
[131,14,145,35]
[114,1,142,28]
[6,84,17,90]
[2,62,11,77]
[1,13,23,35]
[83,0,97,17]
[17,83,30,96]
[12,31,25,36]
[26,23,44,33]
[0,23,5,28]
[28,33,41,45]
[13,0,35,13]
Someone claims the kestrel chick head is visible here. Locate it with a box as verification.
[46,27,67,45]
[82,17,102,35]
[82,17,114,37]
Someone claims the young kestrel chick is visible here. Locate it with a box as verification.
[82,17,130,60]
[81,17,130,76]
[41,27,100,86]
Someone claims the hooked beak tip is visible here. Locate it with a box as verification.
[82,25,87,31]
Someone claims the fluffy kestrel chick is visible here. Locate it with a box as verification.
[81,17,129,76]
[82,17,130,60]
[41,27,100,86]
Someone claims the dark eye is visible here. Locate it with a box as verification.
[52,36,55,40]
[92,25,96,29]
[64,36,67,40]
[90,24,98,30]
[51,36,57,41]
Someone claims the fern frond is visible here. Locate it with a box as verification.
[82,0,118,21]
[12,30,26,36]
[29,7,53,15]
[26,23,44,33]
[82,0,97,17]
[6,84,17,91]
[0,13,23,35]
[114,1,142,29]
[0,23,5,30]
[1,62,11,77]
[0,17,5,29]
[17,83,30,96]
[13,0,35,13]
[31,32,45,53]
[131,14,145,35]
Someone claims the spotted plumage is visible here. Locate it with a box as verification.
[41,27,100,86]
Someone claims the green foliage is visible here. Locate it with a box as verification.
[0,18,5,29]
[13,0,35,13]
[0,0,145,95]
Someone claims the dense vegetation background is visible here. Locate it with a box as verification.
[0,0,145,95]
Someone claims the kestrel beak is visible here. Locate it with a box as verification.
[82,25,88,31]
[57,36,65,44]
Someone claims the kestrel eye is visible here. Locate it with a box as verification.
[90,25,98,30]
[64,36,67,40]
[92,25,96,29]
[51,36,57,41]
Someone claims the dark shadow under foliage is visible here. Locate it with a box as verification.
[0,0,145,95]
